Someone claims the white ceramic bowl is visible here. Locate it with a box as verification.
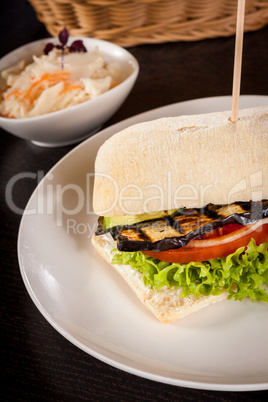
[0,37,139,147]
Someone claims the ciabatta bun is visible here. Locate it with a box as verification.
[93,106,268,217]
[91,233,229,323]
[92,105,268,323]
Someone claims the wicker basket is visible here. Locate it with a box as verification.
[28,0,268,47]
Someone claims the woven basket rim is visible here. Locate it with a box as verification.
[28,0,268,46]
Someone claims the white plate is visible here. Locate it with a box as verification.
[18,96,268,392]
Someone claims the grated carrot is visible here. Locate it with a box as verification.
[4,71,71,104]
[4,89,21,100]
[110,82,120,88]
[24,71,70,100]
[60,84,82,95]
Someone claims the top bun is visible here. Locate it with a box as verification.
[93,106,268,217]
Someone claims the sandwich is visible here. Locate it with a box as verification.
[91,105,268,323]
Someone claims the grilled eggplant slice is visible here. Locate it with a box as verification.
[97,200,268,252]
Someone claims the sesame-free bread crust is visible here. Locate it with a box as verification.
[93,106,268,217]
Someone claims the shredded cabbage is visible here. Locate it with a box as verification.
[0,48,120,118]
[111,239,268,302]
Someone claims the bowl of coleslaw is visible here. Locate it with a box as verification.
[0,36,139,147]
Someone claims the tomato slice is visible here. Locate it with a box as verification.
[142,220,268,264]
[197,223,242,239]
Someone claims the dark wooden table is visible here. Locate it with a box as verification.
[1,1,268,400]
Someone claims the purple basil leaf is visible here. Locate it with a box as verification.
[43,42,54,55]
[69,40,87,53]
[59,27,69,46]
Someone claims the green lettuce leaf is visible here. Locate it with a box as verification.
[111,239,268,302]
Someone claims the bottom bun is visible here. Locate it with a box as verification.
[91,234,229,323]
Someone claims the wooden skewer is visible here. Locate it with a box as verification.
[231,0,246,123]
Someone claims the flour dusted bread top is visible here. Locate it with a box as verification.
[93,106,268,217]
